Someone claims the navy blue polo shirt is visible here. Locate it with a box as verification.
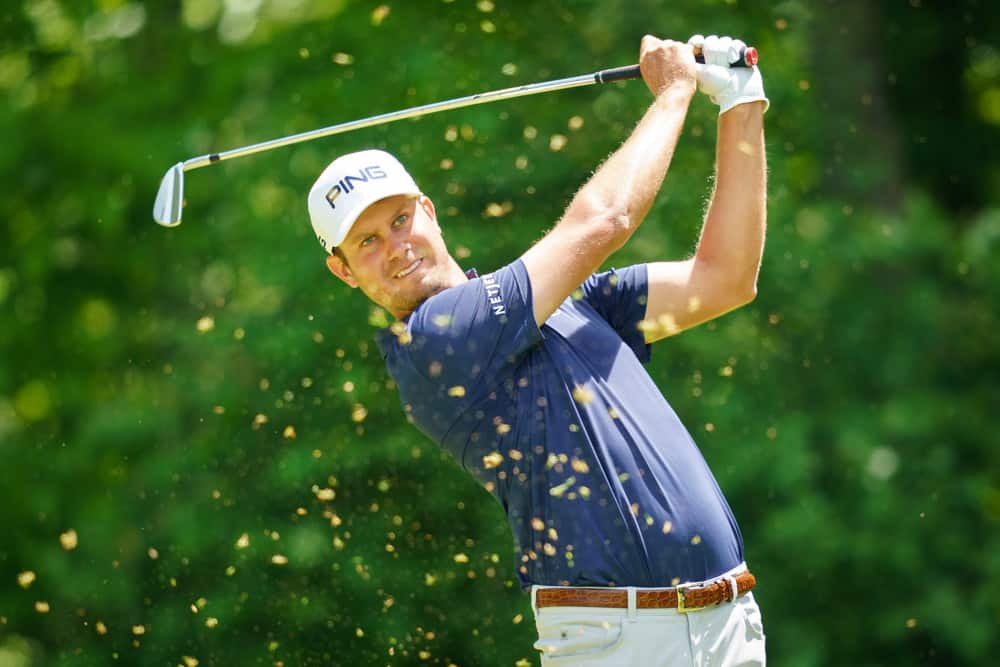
[374,259,743,589]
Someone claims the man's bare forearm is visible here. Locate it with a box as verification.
[558,37,698,245]
[695,102,767,295]
[571,86,695,231]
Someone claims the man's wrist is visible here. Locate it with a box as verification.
[719,99,767,118]
[654,82,696,106]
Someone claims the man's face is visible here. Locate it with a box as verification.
[326,194,454,319]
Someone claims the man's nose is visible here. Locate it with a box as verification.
[386,231,413,262]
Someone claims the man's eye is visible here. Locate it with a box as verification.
[360,235,376,247]
[393,214,408,227]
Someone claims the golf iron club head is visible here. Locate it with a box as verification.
[153,162,185,226]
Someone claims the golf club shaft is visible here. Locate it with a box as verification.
[177,46,756,173]
[180,68,634,172]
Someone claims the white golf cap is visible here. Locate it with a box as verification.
[307,149,421,253]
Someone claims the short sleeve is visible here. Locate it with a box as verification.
[393,259,543,391]
[580,265,650,362]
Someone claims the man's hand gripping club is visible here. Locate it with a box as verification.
[689,34,769,114]
[638,35,698,99]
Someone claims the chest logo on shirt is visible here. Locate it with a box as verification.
[482,274,507,316]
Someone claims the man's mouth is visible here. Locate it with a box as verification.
[394,258,423,279]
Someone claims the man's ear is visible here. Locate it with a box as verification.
[418,195,437,223]
[325,253,358,288]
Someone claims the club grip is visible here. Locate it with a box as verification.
[595,65,642,84]
[594,46,758,84]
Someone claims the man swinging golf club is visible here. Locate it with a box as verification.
[307,34,768,666]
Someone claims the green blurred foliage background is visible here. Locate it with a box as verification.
[1,1,998,665]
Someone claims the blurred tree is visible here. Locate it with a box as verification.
[0,1,996,666]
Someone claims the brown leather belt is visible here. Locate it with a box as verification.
[535,571,756,613]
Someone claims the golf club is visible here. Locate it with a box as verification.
[153,46,757,227]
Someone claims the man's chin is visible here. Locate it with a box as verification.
[382,282,435,317]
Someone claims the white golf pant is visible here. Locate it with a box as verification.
[530,563,765,666]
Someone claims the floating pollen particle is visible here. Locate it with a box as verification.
[571,386,594,405]
[549,477,576,497]
[59,530,78,550]
[371,5,390,25]
[482,452,503,469]
[484,202,513,218]
[314,487,336,501]
[389,320,412,344]
[17,571,35,589]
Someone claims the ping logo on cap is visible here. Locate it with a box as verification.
[325,165,388,210]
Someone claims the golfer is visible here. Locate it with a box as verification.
[308,34,768,666]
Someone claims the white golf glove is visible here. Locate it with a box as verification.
[688,34,769,115]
